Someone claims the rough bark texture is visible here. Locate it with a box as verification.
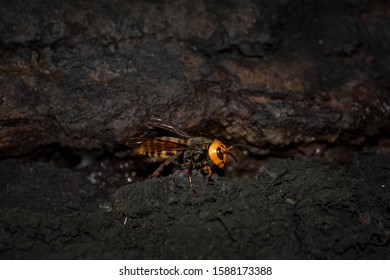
[0,0,389,260]
[1,153,389,259]
[1,0,389,157]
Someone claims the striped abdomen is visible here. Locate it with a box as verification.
[137,136,188,159]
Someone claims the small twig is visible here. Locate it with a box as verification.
[214,213,237,242]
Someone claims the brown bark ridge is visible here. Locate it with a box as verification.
[1,0,389,158]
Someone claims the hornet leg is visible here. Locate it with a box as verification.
[151,152,181,178]
[201,165,214,181]
[187,161,198,196]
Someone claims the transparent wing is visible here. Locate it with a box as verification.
[149,118,191,139]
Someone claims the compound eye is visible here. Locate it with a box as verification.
[208,140,228,168]
[216,147,225,160]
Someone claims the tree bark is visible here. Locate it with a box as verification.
[1,0,389,157]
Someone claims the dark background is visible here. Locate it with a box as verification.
[0,0,389,259]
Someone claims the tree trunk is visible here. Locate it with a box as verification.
[1,0,389,158]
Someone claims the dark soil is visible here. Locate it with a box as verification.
[1,0,389,260]
[1,152,389,259]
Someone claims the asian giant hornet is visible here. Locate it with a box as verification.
[127,118,237,194]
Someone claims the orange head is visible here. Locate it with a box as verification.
[208,139,235,169]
